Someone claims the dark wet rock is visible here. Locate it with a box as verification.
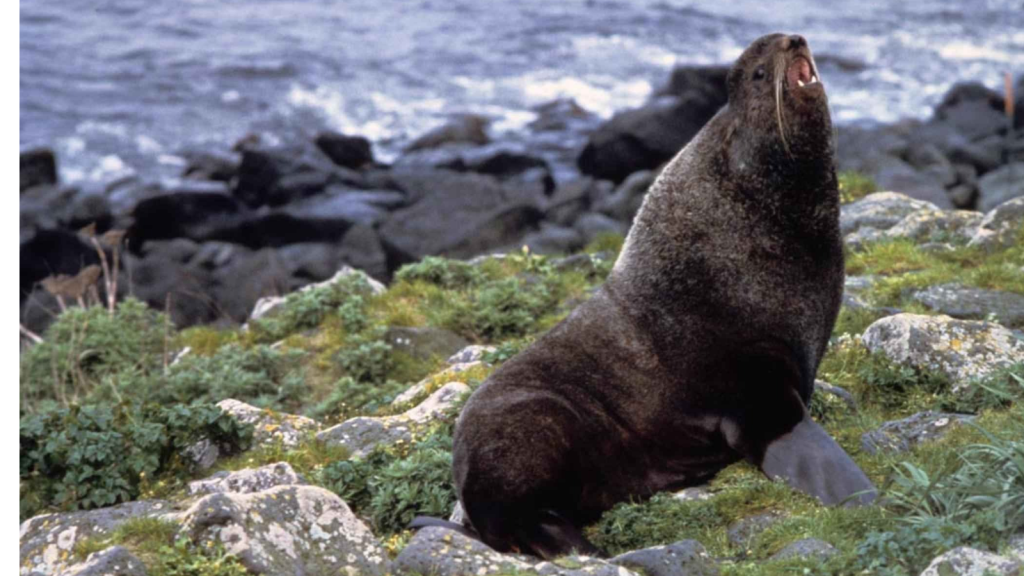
[21,183,114,234]
[393,527,632,576]
[969,197,1024,251]
[203,213,356,249]
[20,229,100,298]
[20,500,176,576]
[405,114,490,151]
[906,143,957,187]
[544,178,612,226]
[127,192,243,251]
[871,156,952,208]
[180,485,387,576]
[611,540,720,576]
[727,511,784,549]
[814,53,868,72]
[529,98,596,132]
[396,143,554,196]
[575,212,629,244]
[912,284,1024,327]
[60,545,148,576]
[384,326,471,361]
[595,169,656,222]
[281,187,393,227]
[862,313,1024,390]
[861,411,974,455]
[314,131,374,169]
[180,150,239,182]
[317,383,469,457]
[380,171,543,261]
[187,462,306,496]
[653,65,729,102]
[912,121,1002,175]
[978,163,1024,212]
[519,223,584,255]
[933,82,1008,141]
[233,145,365,208]
[920,546,1023,576]
[769,539,837,562]
[835,124,911,175]
[21,148,58,192]
[123,251,221,327]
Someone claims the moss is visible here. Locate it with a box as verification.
[213,435,350,479]
[583,232,626,256]
[175,326,239,356]
[838,171,877,204]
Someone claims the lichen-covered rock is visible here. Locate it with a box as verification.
[843,226,888,250]
[969,197,1024,252]
[768,538,837,562]
[217,399,319,448]
[611,540,719,576]
[447,345,497,365]
[862,314,1024,390]
[911,284,1024,328]
[861,411,974,455]
[180,485,386,576]
[249,265,386,321]
[840,192,939,237]
[20,501,177,576]
[319,382,470,457]
[673,486,714,502]
[392,527,636,576]
[726,511,784,549]
[814,380,857,409]
[384,326,471,362]
[978,163,1024,212]
[392,360,486,407]
[920,546,1023,576]
[188,462,306,496]
[883,209,982,244]
[60,546,147,576]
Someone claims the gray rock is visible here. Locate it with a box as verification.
[844,226,888,250]
[405,114,490,151]
[180,485,387,576]
[575,212,629,245]
[391,361,485,407]
[59,546,148,576]
[862,313,1024,390]
[673,486,714,502]
[979,163,1024,213]
[519,223,585,255]
[861,411,974,455]
[545,178,606,226]
[384,326,471,361]
[726,511,784,549]
[282,188,392,227]
[814,380,857,409]
[447,345,497,365]
[769,538,837,562]
[912,284,1024,328]
[920,546,1023,576]
[217,399,319,448]
[611,540,719,576]
[969,197,1024,252]
[188,462,306,496]
[595,169,656,222]
[20,501,176,576]
[393,527,633,576]
[883,209,982,245]
[1008,533,1024,564]
[318,382,470,457]
[840,192,939,236]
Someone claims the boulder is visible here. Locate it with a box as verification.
[187,462,306,496]
[969,197,1024,252]
[180,149,239,182]
[839,192,939,237]
[528,98,596,132]
[318,382,469,457]
[545,178,611,226]
[920,546,1022,576]
[122,251,221,328]
[392,526,634,576]
[180,485,387,576]
[447,345,496,365]
[882,209,982,244]
[861,411,974,455]
[814,380,857,409]
[20,229,101,298]
[217,399,319,448]
[978,163,1024,213]
[391,361,485,407]
[395,143,554,195]
[911,122,1002,175]
[233,145,365,208]
[726,511,784,549]
[911,284,1024,327]
[20,500,177,576]
[281,187,394,227]
[383,326,471,361]
[126,192,243,251]
[871,156,953,208]
[518,223,585,255]
[933,82,1008,141]
[611,540,720,576]
[314,131,374,170]
[768,538,837,562]
[248,265,385,322]
[405,114,490,151]
[861,314,1024,390]
[21,148,58,191]
[575,212,629,244]
[59,546,148,576]
[594,169,656,222]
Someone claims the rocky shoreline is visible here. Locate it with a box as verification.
[20,68,1024,336]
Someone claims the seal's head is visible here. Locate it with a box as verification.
[725,33,833,171]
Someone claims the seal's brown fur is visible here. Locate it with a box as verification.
[448,34,875,559]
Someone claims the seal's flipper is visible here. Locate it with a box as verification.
[760,416,876,506]
[516,510,605,560]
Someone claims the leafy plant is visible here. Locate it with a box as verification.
[464,277,555,340]
[337,337,394,384]
[368,444,456,534]
[309,376,408,421]
[249,271,379,340]
[394,256,483,289]
[20,401,252,519]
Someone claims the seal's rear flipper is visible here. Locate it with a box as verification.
[760,415,877,506]
[409,516,479,540]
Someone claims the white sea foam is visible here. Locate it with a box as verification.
[135,134,163,154]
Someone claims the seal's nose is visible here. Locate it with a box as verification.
[785,35,807,50]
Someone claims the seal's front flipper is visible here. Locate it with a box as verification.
[760,416,876,506]
[517,509,606,560]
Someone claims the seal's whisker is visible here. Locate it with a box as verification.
[774,53,791,156]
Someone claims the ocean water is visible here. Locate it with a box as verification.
[19,0,1024,184]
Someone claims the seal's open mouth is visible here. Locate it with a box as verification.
[786,56,818,89]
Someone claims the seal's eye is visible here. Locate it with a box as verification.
[753,66,766,81]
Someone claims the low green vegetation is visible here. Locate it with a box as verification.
[838,170,878,204]
[18,193,1024,574]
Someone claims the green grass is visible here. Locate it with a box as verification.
[838,171,878,204]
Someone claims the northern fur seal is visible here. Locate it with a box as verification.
[422,33,876,558]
